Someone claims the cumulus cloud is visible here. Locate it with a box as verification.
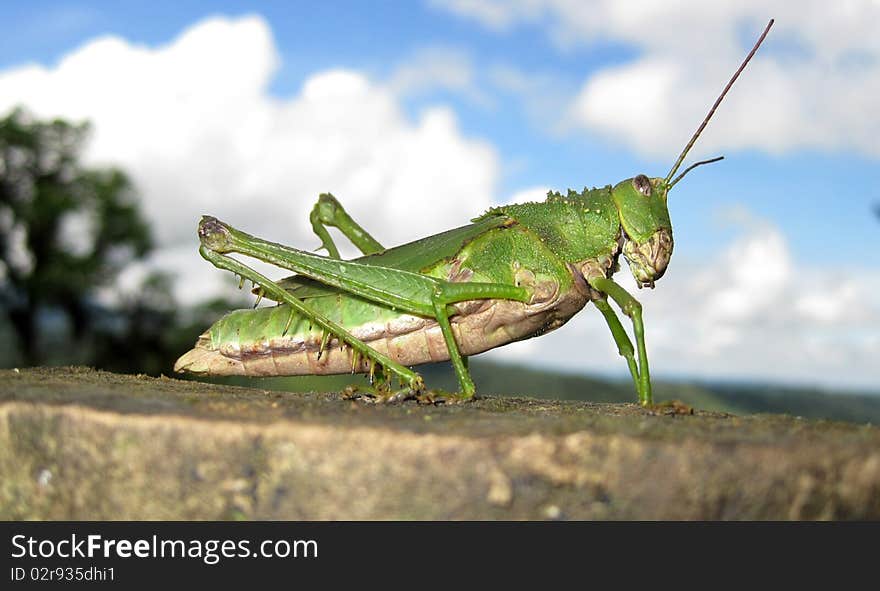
[487,64,578,136]
[0,15,499,303]
[486,213,880,391]
[389,46,492,108]
[498,185,550,206]
[429,0,532,31]
[433,0,880,159]
[1,10,876,390]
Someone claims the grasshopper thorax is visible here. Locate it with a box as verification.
[611,176,673,289]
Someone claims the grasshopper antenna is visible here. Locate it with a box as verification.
[669,155,724,188]
[665,18,774,186]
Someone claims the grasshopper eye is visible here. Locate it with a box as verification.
[633,174,652,197]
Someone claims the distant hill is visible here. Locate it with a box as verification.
[191,359,880,425]
[430,361,880,424]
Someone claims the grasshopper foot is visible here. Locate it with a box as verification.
[343,384,419,404]
[342,376,469,405]
[646,400,694,416]
[415,390,475,405]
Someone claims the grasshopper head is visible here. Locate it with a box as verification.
[605,19,773,288]
[612,175,673,288]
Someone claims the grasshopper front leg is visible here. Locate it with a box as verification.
[592,296,641,395]
[589,277,652,406]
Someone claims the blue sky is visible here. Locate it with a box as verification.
[1,1,878,390]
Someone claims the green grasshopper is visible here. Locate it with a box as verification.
[175,20,774,406]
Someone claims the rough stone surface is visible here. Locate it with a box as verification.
[1,367,879,520]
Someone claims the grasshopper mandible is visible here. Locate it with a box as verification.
[175,20,774,405]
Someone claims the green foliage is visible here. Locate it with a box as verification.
[0,107,151,366]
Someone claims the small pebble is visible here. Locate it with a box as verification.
[543,505,562,519]
[37,469,52,487]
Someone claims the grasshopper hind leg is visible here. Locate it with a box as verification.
[197,242,426,398]
[310,193,384,258]
[197,215,529,404]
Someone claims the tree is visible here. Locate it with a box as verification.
[0,108,152,366]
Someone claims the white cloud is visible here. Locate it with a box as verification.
[499,185,549,206]
[433,0,880,159]
[487,64,577,136]
[389,47,492,108]
[487,213,880,391]
[429,0,536,31]
[0,15,499,303]
[1,10,877,391]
